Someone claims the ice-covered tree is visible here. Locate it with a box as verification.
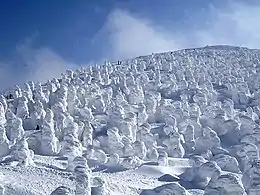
[40,109,60,156]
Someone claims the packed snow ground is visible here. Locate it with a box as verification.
[0,155,189,194]
[2,45,260,194]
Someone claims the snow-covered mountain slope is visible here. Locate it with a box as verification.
[1,45,260,194]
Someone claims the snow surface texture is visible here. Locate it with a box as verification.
[1,45,260,194]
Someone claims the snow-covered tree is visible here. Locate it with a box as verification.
[74,165,91,195]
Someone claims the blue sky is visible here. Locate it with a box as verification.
[0,0,259,90]
[0,0,219,63]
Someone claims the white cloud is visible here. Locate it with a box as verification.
[96,1,260,60]
[105,9,182,59]
[93,9,183,60]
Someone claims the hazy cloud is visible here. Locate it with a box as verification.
[0,36,77,91]
[191,1,260,47]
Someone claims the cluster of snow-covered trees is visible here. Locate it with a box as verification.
[1,46,260,194]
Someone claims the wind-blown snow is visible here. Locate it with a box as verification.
[1,45,260,194]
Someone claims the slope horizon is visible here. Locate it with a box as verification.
[0,44,256,94]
